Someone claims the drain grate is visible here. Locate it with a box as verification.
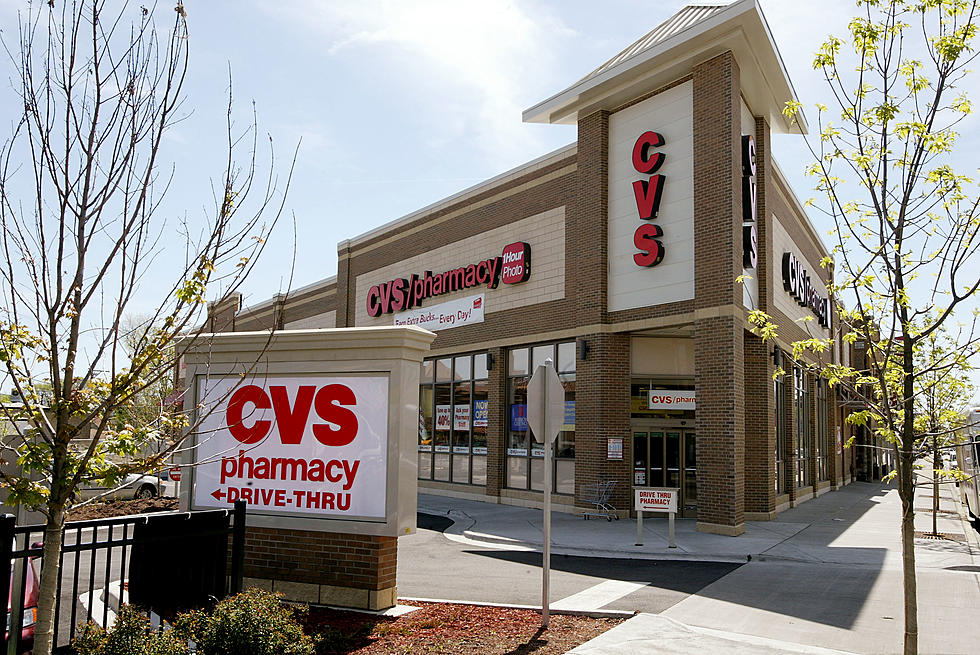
[914,531,966,542]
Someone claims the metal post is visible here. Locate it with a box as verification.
[635,510,644,546]
[0,515,14,655]
[668,511,676,548]
[230,500,247,595]
[541,365,552,630]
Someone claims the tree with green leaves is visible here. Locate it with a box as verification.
[749,1,980,653]
[0,3,292,653]
[912,322,974,536]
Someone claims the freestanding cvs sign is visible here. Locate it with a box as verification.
[193,376,389,519]
[179,327,436,612]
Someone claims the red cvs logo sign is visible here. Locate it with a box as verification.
[226,384,358,447]
[631,131,667,267]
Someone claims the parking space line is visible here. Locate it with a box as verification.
[551,580,646,611]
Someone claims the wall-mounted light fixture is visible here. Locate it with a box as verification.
[486,351,495,371]
[577,339,589,361]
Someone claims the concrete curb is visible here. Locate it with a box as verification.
[420,509,751,563]
[398,596,636,619]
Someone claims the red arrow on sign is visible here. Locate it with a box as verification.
[211,489,225,501]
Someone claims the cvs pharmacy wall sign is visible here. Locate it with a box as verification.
[648,390,696,411]
[192,376,389,520]
[367,242,531,317]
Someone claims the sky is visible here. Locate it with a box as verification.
[0,0,978,395]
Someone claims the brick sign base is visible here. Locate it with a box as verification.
[242,526,397,609]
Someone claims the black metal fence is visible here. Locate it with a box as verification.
[0,501,246,654]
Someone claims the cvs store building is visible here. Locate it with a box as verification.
[214,0,851,537]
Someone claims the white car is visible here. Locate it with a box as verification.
[76,473,164,501]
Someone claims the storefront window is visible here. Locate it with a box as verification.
[795,365,812,488]
[506,341,575,495]
[418,352,488,486]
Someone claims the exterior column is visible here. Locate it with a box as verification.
[786,363,800,504]
[692,51,745,536]
[574,333,631,515]
[485,346,507,497]
[335,240,353,327]
[744,331,775,518]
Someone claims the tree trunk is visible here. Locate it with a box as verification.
[33,507,66,655]
[900,451,918,655]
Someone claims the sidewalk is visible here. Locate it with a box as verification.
[418,481,980,654]
[418,480,979,567]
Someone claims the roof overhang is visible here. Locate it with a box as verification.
[523,0,806,135]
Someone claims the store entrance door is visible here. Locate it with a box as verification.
[632,426,697,518]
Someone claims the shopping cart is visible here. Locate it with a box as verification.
[581,480,619,521]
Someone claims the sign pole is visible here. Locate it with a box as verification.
[542,394,552,630]
[636,509,643,546]
[526,358,563,631]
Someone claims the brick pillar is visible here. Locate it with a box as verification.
[574,333,631,514]
[242,528,397,610]
[335,240,353,327]
[744,331,775,517]
[808,373,819,493]
[570,110,609,326]
[694,319,745,534]
[206,292,241,332]
[692,52,745,536]
[827,380,840,488]
[485,346,507,497]
[786,364,800,504]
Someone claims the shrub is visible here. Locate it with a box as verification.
[174,587,315,655]
[73,605,189,655]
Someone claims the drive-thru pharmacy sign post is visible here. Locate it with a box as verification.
[634,487,678,548]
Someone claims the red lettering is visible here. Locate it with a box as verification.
[366,285,382,317]
[260,488,275,505]
[390,278,409,312]
[226,385,272,444]
[274,489,286,507]
[632,131,666,174]
[337,493,350,511]
[633,224,665,267]
[312,384,359,446]
[269,385,315,444]
[326,460,343,483]
[632,175,666,220]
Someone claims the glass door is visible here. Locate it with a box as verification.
[633,426,697,518]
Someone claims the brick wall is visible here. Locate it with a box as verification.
[574,333,631,512]
[691,52,746,534]
[744,331,774,515]
[242,527,396,589]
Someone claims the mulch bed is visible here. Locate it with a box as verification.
[66,496,179,521]
[305,600,624,654]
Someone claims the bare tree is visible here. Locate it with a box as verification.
[744,1,980,653]
[0,2,293,653]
